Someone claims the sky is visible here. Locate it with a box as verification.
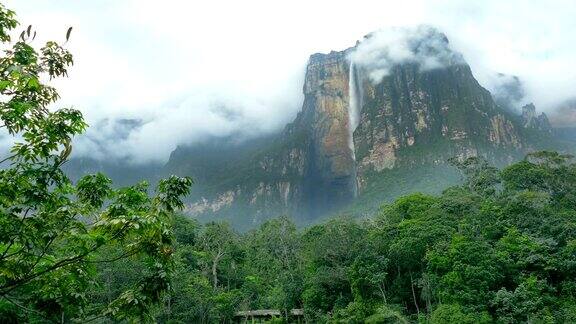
[2,0,576,164]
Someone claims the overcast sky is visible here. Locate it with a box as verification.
[3,0,576,163]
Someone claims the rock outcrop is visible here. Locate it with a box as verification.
[522,103,552,133]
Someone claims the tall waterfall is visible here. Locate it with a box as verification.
[348,62,362,160]
[348,61,362,197]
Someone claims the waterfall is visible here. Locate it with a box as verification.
[348,62,362,159]
[348,61,363,197]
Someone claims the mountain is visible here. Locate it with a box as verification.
[164,27,565,229]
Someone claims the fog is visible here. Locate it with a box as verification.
[3,0,575,163]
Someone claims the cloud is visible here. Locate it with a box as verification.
[427,0,576,111]
[1,0,575,163]
[349,26,464,83]
[548,99,576,127]
[72,84,304,163]
[488,74,526,112]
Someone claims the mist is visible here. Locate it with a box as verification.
[2,0,575,164]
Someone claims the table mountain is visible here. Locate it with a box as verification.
[158,27,565,229]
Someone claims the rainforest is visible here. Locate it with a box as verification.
[1,1,576,323]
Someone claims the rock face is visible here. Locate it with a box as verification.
[353,62,523,185]
[164,28,557,228]
[293,50,358,216]
[522,103,552,133]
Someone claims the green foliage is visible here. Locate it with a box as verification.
[501,151,576,207]
[0,5,192,322]
[148,153,576,323]
[449,156,500,195]
[76,153,576,322]
[364,305,409,324]
[243,216,303,311]
[430,304,490,324]
[301,218,367,315]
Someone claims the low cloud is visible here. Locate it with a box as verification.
[350,26,464,82]
[72,85,304,164]
[548,100,576,127]
[489,74,526,112]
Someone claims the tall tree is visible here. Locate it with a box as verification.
[243,216,303,312]
[198,222,239,290]
[0,5,192,322]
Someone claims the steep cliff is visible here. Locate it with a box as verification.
[521,103,552,133]
[291,50,358,216]
[353,62,523,178]
[164,27,560,228]
[165,50,360,227]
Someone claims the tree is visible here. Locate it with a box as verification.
[301,218,367,317]
[430,304,490,324]
[0,5,192,322]
[349,250,388,304]
[501,151,576,207]
[197,222,240,291]
[243,216,303,313]
[373,193,455,315]
[448,156,500,196]
[426,234,504,310]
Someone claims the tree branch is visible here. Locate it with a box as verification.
[0,224,130,295]
[85,249,139,264]
[1,208,33,261]
[1,295,54,322]
[0,154,16,164]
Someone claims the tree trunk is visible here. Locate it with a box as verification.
[410,271,420,316]
[212,251,222,290]
[378,284,387,304]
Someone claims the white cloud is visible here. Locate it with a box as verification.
[349,26,464,82]
[2,0,575,163]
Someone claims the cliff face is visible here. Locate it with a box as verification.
[176,50,360,224]
[164,28,556,228]
[290,29,525,200]
[163,134,309,228]
[292,50,357,216]
[353,62,523,190]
